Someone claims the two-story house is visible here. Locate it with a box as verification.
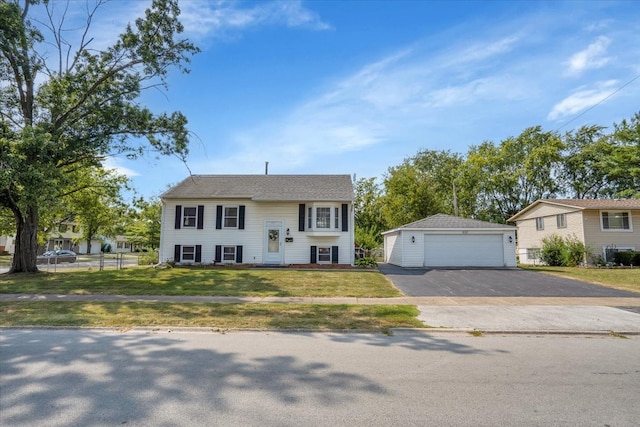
[508,199,640,264]
[159,175,355,266]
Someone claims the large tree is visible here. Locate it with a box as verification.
[609,112,640,199]
[0,0,198,273]
[466,126,563,223]
[354,177,386,248]
[558,125,612,199]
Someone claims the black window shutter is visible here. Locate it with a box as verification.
[197,205,204,229]
[215,245,222,263]
[239,205,245,230]
[236,245,243,263]
[175,205,182,229]
[310,246,317,264]
[299,204,305,231]
[216,205,223,229]
[174,245,181,262]
[341,204,348,232]
[195,245,202,262]
[332,246,339,264]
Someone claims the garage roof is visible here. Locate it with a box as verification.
[382,213,515,234]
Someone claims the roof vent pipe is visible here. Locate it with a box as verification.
[265,161,269,175]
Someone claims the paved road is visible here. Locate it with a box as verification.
[378,263,639,297]
[1,329,639,426]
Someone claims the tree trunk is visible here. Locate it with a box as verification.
[86,238,92,255]
[9,204,40,273]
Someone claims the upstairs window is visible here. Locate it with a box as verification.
[601,211,631,231]
[215,205,245,230]
[183,207,197,227]
[224,207,238,228]
[316,207,331,229]
[536,217,544,231]
[306,205,341,231]
[556,214,567,229]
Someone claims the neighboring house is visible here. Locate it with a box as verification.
[44,222,102,254]
[0,235,15,255]
[508,199,640,264]
[103,235,138,253]
[383,214,517,268]
[159,175,355,266]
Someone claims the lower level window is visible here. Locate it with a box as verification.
[527,248,541,260]
[223,246,236,261]
[318,247,331,263]
[182,246,195,261]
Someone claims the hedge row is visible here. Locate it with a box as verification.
[613,251,640,266]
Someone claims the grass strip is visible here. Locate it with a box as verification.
[0,268,401,298]
[520,266,640,294]
[0,302,424,330]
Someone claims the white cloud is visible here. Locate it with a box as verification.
[102,158,140,177]
[565,36,612,76]
[180,0,331,40]
[191,30,536,175]
[547,80,618,121]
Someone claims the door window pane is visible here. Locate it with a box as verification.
[268,229,279,253]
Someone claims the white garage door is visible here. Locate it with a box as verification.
[424,234,504,267]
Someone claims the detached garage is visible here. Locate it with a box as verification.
[383,214,517,268]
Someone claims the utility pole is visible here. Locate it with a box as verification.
[453,181,459,216]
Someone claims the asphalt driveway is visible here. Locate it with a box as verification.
[378,263,639,297]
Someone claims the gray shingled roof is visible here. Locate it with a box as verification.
[508,198,640,222]
[161,175,354,201]
[386,214,514,232]
[541,199,640,209]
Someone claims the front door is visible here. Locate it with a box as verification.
[264,221,284,264]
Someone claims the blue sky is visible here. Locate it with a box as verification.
[52,0,640,198]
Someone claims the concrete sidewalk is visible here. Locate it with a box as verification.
[2,293,640,334]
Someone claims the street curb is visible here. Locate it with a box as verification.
[1,326,638,336]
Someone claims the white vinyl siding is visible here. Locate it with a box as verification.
[160,199,354,266]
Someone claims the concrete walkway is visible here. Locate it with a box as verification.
[1,293,640,306]
[2,293,640,334]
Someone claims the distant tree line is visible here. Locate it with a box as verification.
[355,112,640,248]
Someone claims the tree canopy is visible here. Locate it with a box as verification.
[0,0,199,272]
[354,113,640,248]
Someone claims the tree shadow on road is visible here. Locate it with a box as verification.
[327,330,510,354]
[0,329,386,426]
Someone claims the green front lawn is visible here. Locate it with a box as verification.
[0,268,402,298]
[0,302,424,329]
[521,266,640,294]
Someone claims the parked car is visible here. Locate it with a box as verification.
[37,250,77,264]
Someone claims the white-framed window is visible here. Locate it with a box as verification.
[316,207,331,228]
[182,246,195,261]
[183,207,197,227]
[224,207,238,228]
[527,248,541,260]
[124,242,131,249]
[223,246,236,261]
[71,225,78,233]
[117,242,124,249]
[307,205,340,230]
[318,247,332,263]
[556,214,567,229]
[536,217,544,230]
[601,211,631,231]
